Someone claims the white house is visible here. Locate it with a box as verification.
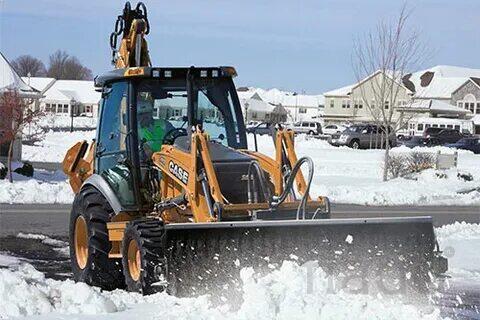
[237,87,324,123]
[23,77,101,117]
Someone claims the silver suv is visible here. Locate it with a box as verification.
[289,121,322,135]
[330,124,397,149]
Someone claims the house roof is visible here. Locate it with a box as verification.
[324,84,354,96]
[408,65,480,99]
[324,70,412,97]
[0,52,40,97]
[21,77,55,92]
[237,87,323,108]
[42,80,101,104]
[406,99,471,115]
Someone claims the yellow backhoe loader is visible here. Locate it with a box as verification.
[63,2,447,297]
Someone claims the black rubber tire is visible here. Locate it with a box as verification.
[122,220,167,295]
[69,186,125,290]
[349,139,360,149]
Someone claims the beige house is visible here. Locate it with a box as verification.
[323,66,477,127]
[323,70,413,124]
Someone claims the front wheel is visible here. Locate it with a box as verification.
[122,221,168,295]
[69,186,125,290]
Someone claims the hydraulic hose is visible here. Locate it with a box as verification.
[247,161,272,204]
[270,156,315,220]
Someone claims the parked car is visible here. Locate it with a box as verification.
[329,124,396,149]
[398,136,430,148]
[445,137,480,154]
[289,121,322,135]
[246,122,274,135]
[245,120,261,129]
[323,124,346,136]
[425,128,464,145]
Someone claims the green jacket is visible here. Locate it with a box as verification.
[139,120,170,152]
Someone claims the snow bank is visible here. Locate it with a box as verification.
[7,130,480,205]
[0,179,73,204]
[0,260,442,320]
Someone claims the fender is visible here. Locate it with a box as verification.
[82,174,124,214]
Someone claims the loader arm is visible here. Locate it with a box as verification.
[241,127,311,200]
[110,2,151,69]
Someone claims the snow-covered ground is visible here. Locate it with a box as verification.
[1,222,478,319]
[22,130,96,163]
[1,131,479,205]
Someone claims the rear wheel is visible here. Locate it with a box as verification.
[122,220,168,295]
[349,139,360,149]
[69,186,125,290]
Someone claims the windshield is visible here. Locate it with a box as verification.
[135,77,246,154]
[345,125,365,133]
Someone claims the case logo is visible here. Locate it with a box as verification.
[169,161,189,184]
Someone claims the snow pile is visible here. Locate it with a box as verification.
[0,260,442,320]
[22,130,96,163]
[435,222,480,242]
[3,222,480,319]
[435,222,480,279]
[0,179,73,204]
[0,264,123,318]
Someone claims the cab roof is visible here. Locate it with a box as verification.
[94,66,237,88]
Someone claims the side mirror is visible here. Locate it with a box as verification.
[218,133,225,141]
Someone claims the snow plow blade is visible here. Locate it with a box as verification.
[161,216,447,297]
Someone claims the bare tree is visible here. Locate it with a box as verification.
[11,55,47,77]
[47,50,93,80]
[353,5,426,181]
[0,90,44,182]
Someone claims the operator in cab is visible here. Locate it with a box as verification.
[137,93,175,160]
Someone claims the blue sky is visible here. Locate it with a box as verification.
[1,0,479,93]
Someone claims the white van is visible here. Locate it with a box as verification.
[401,117,474,137]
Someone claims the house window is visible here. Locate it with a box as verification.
[457,102,463,109]
[384,101,389,109]
[330,100,334,108]
[447,124,453,129]
[417,123,424,131]
[251,112,258,119]
[477,103,480,114]
[64,104,69,113]
[45,103,51,112]
[51,104,57,113]
[454,125,460,130]
[299,108,307,114]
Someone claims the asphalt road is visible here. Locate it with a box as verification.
[1,203,479,237]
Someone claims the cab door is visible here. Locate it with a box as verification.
[96,81,136,208]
